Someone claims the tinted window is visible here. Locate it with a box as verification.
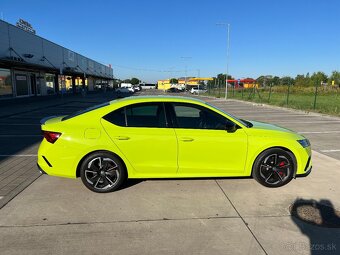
[103,107,126,126]
[103,103,167,128]
[172,103,232,130]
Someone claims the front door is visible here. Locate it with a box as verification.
[170,102,248,177]
[29,73,41,96]
[101,102,178,177]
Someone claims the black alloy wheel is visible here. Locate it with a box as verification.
[252,148,295,187]
[80,152,126,193]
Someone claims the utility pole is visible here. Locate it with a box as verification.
[216,23,230,99]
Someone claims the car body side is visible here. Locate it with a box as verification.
[37,96,311,179]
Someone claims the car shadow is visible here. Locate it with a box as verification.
[290,198,340,254]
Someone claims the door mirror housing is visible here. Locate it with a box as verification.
[225,122,239,133]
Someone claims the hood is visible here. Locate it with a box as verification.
[249,120,295,134]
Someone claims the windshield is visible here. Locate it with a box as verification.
[205,102,252,127]
[62,102,109,121]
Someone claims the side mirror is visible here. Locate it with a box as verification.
[226,122,238,133]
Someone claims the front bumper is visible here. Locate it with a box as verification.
[296,165,312,177]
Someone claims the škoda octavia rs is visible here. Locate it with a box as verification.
[38,96,312,192]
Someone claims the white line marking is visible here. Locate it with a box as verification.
[299,131,340,134]
[0,124,39,126]
[320,149,340,153]
[0,135,41,137]
[0,154,37,157]
[0,196,3,200]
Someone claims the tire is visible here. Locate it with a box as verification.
[252,148,295,188]
[80,151,126,193]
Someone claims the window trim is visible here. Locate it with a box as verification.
[168,102,238,130]
[103,102,169,128]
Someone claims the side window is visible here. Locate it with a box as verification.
[103,107,126,126]
[103,103,167,128]
[172,103,231,130]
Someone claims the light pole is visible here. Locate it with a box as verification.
[180,56,192,91]
[197,69,200,95]
[217,23,230,99]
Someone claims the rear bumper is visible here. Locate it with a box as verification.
[37,163,47,175]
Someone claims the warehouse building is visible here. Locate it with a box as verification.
[0,19,113,99]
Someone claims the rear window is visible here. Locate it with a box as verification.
[62,102,109,121]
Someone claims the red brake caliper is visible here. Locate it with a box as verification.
[278,161,285,176]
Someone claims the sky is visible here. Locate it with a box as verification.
[1,0,340,82]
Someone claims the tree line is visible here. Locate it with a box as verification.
[207,71,340,87]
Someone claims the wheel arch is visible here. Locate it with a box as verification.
[76,150,128,178]
[250,146,298,177]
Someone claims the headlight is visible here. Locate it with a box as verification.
[297,139,310,148]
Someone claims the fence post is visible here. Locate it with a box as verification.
[286,83,291,106]
[233,84,235,97]
[218,79,221,97]
[268,83,272,102]
[242,86,244,99]
[313,81,319,110]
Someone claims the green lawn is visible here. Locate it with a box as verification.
[207,86,340,116]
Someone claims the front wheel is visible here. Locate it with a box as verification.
[80,152,126,193]
[252,148,295,188]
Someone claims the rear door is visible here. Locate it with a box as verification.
[101,102,178,177]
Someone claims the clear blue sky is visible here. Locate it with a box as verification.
[1,0,340,82]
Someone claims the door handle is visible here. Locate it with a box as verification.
[180,137,194,142]
[114,136,130,140]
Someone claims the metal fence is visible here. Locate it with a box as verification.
[207,83,340,116]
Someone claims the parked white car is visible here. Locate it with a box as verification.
[115,87,134,93]
[190,87,207,94]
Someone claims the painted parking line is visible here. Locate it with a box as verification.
[320,149,340,153]
[0,154,37,157]
[298,131,340,134]
[0,196,3,200]
[0,135,41,137]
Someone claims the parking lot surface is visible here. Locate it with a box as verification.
[0,90,340,255]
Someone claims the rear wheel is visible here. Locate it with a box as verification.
[252,148,295,187]
[80,152,126,193]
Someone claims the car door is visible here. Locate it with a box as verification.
[168,102,248,177]
[101,102,178,177]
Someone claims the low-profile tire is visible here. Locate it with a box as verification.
[252,148,295,188]
[80,151,126,193]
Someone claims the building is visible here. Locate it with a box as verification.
[157,77,213,90]
[0,19,113,99]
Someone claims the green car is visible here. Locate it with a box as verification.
[38,96,312,193]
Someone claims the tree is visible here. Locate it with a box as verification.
[310,72,328,86]
[123,79,131,83]
[329,71,340,86]
[272,76,280,86]
[130,78,140,85]
[169,78,178,84]
[280,76,294,85]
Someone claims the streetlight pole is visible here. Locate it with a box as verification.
[180,56,192,91]
[217,23,230,99]
[197,69,200,95]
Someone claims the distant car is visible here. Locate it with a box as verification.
[37,96,312,193]
[115,87,134,94]
[133,86,141,92]
[167,87,181,93]
[190,87,207,94]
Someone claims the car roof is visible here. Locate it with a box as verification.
[109,95,207,105]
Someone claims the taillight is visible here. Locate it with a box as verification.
[43,131,61,144]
